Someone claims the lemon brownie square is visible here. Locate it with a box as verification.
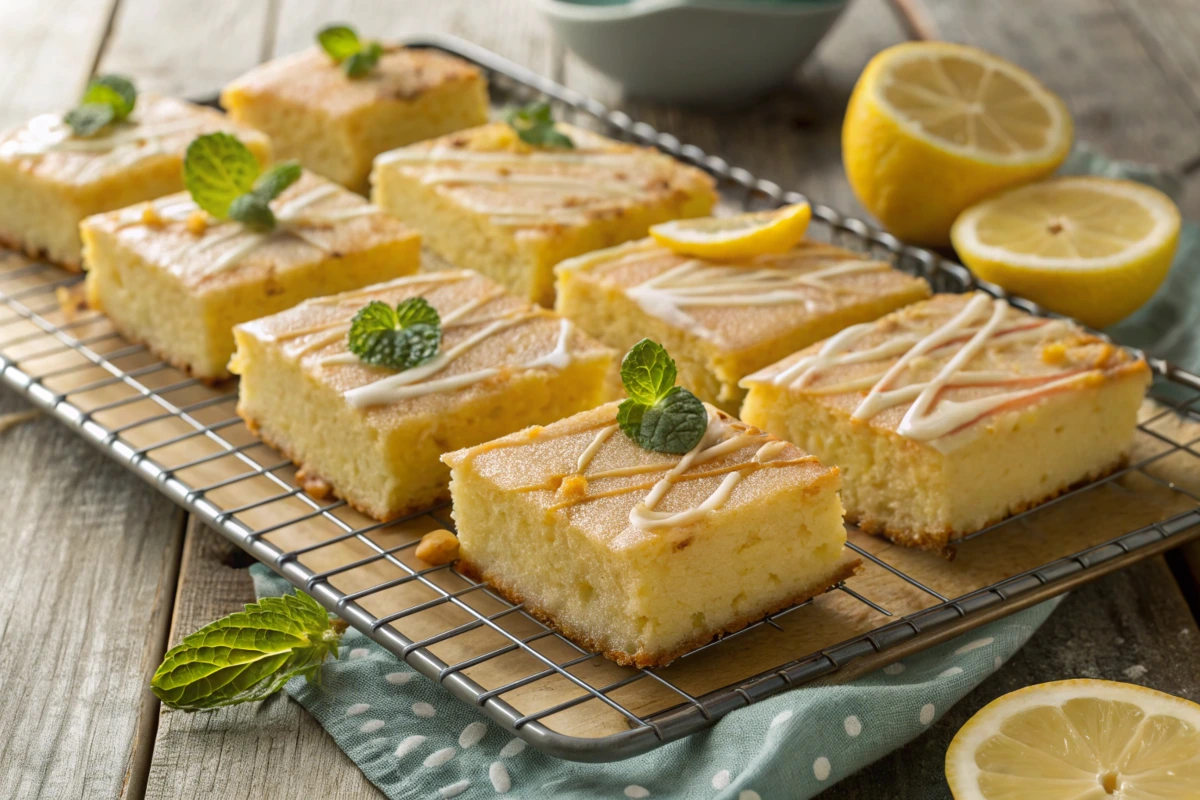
[82,170,419,380]
[231,271,617,520]
[556,237,931,414]
[740,292,1151,552]
[370,122,718,306]
[443,401,859,667]
[222,46,488,194]
[0,95,271,270]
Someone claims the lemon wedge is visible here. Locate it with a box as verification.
[843,42,1073,246]
[946,679,1200,800]
[648,203,812,260]
[951,176,1180,328]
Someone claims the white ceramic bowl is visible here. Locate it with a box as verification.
[535,0,848,105]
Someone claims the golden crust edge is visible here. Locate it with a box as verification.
[455,554,863,668]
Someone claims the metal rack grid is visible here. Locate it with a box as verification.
[2,34,1199,762]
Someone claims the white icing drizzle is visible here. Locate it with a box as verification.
[576,424,618,474]
[623,256,889,344]
[376,146,646,168]
[751,295,1098,450]
[1,113,211,183]
[419,170,641,197]
[341,310,577,408]
[628,416,783,531]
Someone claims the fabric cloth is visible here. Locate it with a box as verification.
[251,567,1058,799]
[249,147,1197,798]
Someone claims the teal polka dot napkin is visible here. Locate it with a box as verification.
[252,566,1060,799]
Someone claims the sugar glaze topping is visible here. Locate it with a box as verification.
[746,294,1128,450]
[506,412,816,531]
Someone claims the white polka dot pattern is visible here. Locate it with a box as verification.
[954,637,994,655]
[939,666,963,678]
[489,761,511,793]
[395,735,426,759]
[813,756,831,781]
[883,662,905,675]
[769,710,793,729]
[919,703,936,725]
[345,703,370,716]
[438,779,470,798]
[624,786,650,798]
[499,739,526,758]
[711,769,731,790]
[385,671,412,685]
[844,715,862,737]
[424,747,457,768]
[459,721,487,749]
[349,647,369,659]
[359,719,384,734]
[738,791,762,800]
[413,702,437,718]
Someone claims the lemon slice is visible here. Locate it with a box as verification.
[649,203,812,260]
[952,176,1180,328]
[844,42,1073,246]
[946,679,1200,800]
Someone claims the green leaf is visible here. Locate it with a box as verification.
[617,340,707,454]
[620,338,677,406]
[344,41,383,78]
[228,193,277,232]
[347,298,442,370]
[85,75,137,119]
[183,132,262,220]
[317,24,361,62]
[150,591,341,712]
[636,387,707,453]
[64,103,115,137]
[252,161,302,203]
[503,102,574,149]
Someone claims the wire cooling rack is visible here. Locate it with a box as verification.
[3,35,1200,762]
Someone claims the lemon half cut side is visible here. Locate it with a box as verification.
[843,41,1073,246]
[952,176,1180,328]
[946,679,1200,800]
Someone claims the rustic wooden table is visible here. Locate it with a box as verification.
[2,1,1199,797]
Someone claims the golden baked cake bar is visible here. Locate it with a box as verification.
[741,292,1151,552]
[82,170,419,380]
[555,237,931,414]
[370,122,718,306]
[0,94,271,270]
[231,271,617,520]
[222,46,488,194]
[443,402,860,667]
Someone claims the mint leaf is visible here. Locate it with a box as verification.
[65,74,137,136]
[151,591,343,712]
[620,338,677,405]
[252,161,302,203]
[317,24,382,78]
[228,193,276,231]
[617,340,706,453]
[317,24,362,62]
[636,387,707,453]
[64,103,115,137]
[85,75,136,119]
[348,298,442,370]
[503,102,574,149]
[183,132,262,220]
[345,41,383,78]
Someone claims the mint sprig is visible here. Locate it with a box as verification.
[617,339,707,454]
[64,74,137,137]
[503,102,574,149]
[317,24,383,78]
[348,297,442,370]
[183,132,301,232]
[151,591,345,712]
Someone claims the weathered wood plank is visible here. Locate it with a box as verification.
[0,0,117,125]
[97,0,274,101]
[824,557,1200,798]
[0,388,187,800]
[144,521,382,800]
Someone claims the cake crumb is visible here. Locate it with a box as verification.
[56,284,88,322]
[141,206,164,227]
[185,210,209,236]
[296,467,333,500]
[415,529,459,565]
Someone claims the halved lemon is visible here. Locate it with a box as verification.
[648,203,812,260]
[946,679,1200,800]
[952,176,1180,328]
[843,41,1073,246]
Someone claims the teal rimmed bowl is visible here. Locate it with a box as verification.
[536,0,848,105]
